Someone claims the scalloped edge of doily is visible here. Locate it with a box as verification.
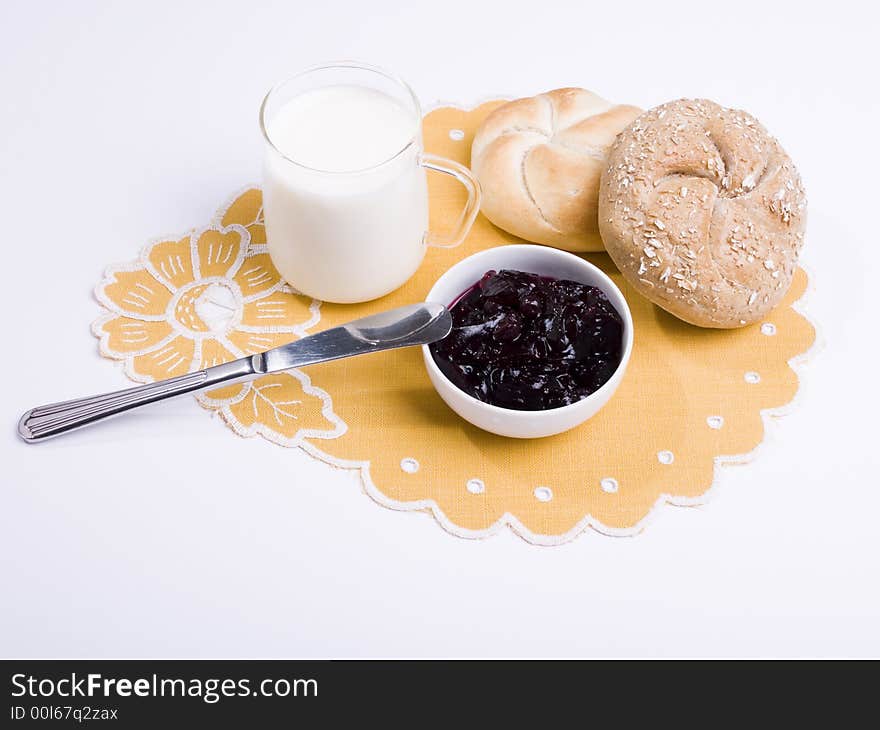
[297,259,819,545]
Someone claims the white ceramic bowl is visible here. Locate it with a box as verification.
[422,244,634,438]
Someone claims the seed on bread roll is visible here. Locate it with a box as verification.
[471,88,642,252]
[598,99,807,328]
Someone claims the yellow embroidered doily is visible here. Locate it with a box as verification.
[92,101,816,544]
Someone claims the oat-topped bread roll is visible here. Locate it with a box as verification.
[471,88,642,252]
[599,98,807,328]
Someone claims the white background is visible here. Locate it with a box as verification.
[2,0,878,658]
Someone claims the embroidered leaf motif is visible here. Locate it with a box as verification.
[223,372,342,443]
[252,380,302,427]
[221,188,266,244]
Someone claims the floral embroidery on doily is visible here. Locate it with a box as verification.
[92,190,344,446]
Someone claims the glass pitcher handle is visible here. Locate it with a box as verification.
[420,153,481,249]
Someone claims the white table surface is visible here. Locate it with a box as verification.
[2,0,878,658]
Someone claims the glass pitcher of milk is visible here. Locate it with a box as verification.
[260,61,481,303]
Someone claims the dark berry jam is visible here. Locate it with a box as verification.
[430,269,624,411]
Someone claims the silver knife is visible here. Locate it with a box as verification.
[18,303,451,443]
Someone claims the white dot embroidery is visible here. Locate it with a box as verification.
[707,416,724,430]
[744,371,761,384]
[448,128,465,141]
[657,450,675,465]
[761,322,776,336]
[600,477,619,494]
[400,458,419,474]
[466,478,485,495]
[534,486,553,502]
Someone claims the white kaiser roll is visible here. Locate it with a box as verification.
[471,88,642,252]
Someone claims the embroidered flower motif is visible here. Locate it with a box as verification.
[93,190,344,446]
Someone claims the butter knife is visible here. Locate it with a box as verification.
[18,302,451,443]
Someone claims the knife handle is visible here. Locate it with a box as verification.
[18,356,260,443]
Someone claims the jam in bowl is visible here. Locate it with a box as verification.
[422,245,633,438]
[430,269,624,411]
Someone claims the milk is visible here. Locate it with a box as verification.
[262,85,428,303]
